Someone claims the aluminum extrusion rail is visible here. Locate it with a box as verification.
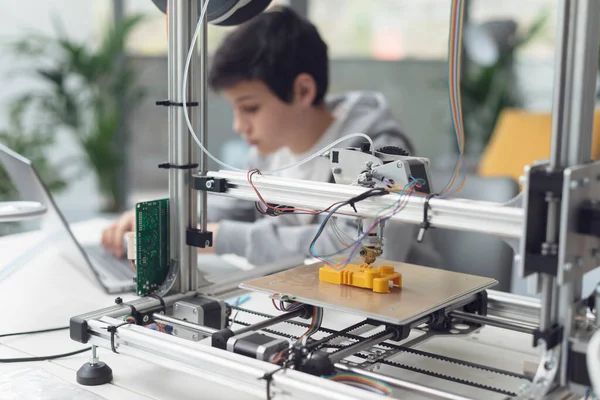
[207,171,524,239]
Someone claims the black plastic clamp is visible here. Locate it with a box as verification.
[385,324,411,342]
[192,176,228,193]
[186,228,213,248]
[114,298,139,324]
[533,324,564,349]
[155,99,199,107]
[462,290,488,316]
[158,163,198,170]
[104,321,132,354]
[417,193,437,243]
[147,293,166,315]
[428,308,452,332]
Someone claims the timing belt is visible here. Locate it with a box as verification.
[232,306,530,380]
[231,306,530,396]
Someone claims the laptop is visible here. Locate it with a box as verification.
[0,143,136,293]
[0,143,308,294]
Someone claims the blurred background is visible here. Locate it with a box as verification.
[5,0,600,293]
[0,0,563,222]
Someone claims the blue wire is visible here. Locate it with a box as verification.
[441,0,466,198]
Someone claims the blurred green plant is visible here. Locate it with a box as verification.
[461,10,549,154]
[8,15,146,212]
[0,97,68,201]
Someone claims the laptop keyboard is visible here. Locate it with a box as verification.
[84,245,135,281]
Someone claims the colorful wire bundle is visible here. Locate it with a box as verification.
[310,177,423,270]
[327,372,392,397]
[272,299,304,312]
[297,306,323,344]
[439,0,467,198]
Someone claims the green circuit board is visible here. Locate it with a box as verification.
[135,199,169,296]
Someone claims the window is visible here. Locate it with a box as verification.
[469,0,557,60]
[309,0,451,60]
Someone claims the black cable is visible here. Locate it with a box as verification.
[0,326,69,338]
[260,363,288,400]
[0,347,91,363]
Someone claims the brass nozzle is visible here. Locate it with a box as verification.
[359,247,383,265]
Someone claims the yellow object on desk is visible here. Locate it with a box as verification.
[319,263,402,293]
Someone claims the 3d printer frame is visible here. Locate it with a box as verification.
[70,0,600,398]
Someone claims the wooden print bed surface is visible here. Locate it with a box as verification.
[240,259,497,325]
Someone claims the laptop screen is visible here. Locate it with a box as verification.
[0,143,103,288]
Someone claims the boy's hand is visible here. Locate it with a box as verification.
[198,223,219,254]
[102,210,135,258]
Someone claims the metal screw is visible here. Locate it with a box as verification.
[205,240,211,247]
[173,328,178,336]
[332,167,342,174]
[570,180,579,190]
[564,263,573,272]
[583,177,590,186]
[174,304,179,311]
[544,360,555,370]
[269,281,276,285]
[193,309,198,315]
[396,162,403,168]
[143,315,150,323]
[205,180,213,189]
[90,345,99,366]
[192,334,198,341]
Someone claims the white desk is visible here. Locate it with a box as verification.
[0,219,540,400]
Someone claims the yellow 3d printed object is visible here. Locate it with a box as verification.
[319,264,402,293]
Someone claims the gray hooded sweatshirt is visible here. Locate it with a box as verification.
[208,91,440,268]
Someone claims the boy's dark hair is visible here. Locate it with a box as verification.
[209,6,329,105]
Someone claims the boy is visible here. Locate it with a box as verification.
[102,6,440,268]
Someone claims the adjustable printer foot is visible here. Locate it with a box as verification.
[76,346,113,386]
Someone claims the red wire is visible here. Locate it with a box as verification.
[272,299,281,311]
[248,168,388,216]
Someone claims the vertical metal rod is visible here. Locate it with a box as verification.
[168,0,199,293]
[112,0,127,212]
[544,0,573,286]
[195,0,209,289]
[549,0,572,172]
[566,0,599,165]
[539,0,573,334]
[539,276,554,331]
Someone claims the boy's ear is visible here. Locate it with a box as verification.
[293,73,317,107]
